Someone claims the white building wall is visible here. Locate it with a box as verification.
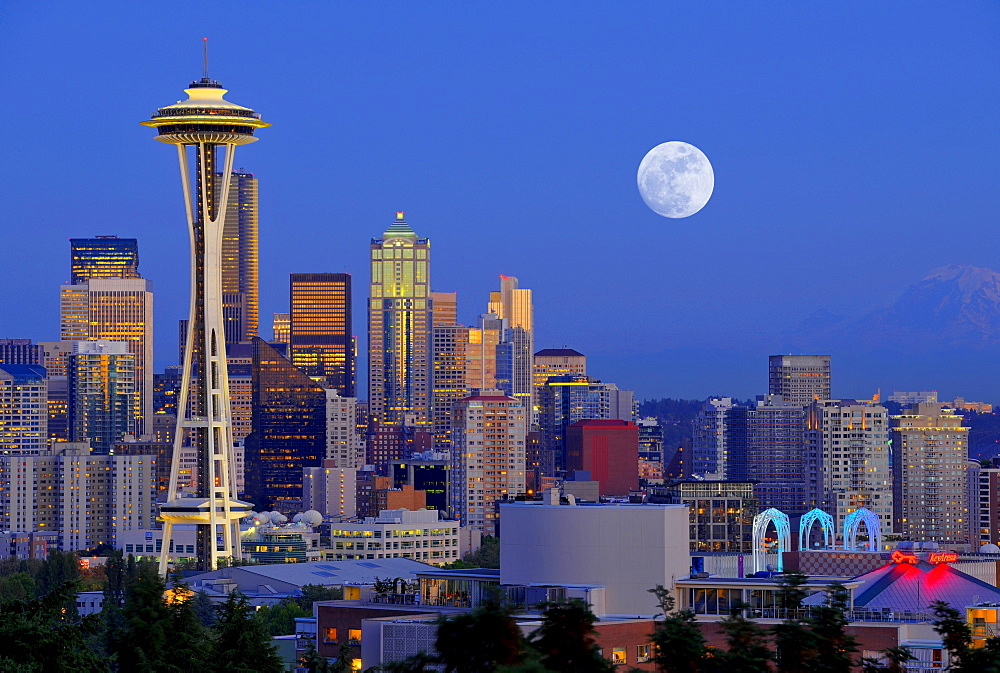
[500,502,690,615]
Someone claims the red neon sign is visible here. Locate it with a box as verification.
[891,550,957,565]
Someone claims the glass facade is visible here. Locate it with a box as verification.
[70,236,140,284]
[368,213,431,425]
[219,172,259,343]
[289,273,354,397]
[245,338,326,509]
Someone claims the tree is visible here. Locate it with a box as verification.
[111,562,172,672]
[163,575,213,672]
[807,583,857,673]
[772,572,818,673]
[715,611,772,673]
[442,536,501,570]
[860,646,913,673]
[930,600,1000,672]
[527,600,613,672]
[0,581,108,672]
[648,585,711,673]
[213,590,285,673]
[257,599,310,636]
[435,595,525,672]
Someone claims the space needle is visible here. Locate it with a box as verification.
[141,42,269,573]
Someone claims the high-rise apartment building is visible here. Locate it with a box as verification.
[0,442,157,550]
[70,236,140,284]
[726,396,809,514]
[303,461,357,519]
[805,399,892,539]
[245,338,327,510]
[68,341,136,454]
[0,365,48,453]
[368,212,431,426]
[450,390,526,535]
[431,325,471,449]
[325,389,364,469]
[60,278,153,436]
[768,355,831,406]
[690,397,735,478]
[488,276,534,411]
[290,273,355,396]
[890,404,970,543]
[973,467,1000,547]
[219,171,259,344]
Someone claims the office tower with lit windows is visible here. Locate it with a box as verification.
[290,273,354,397]
[890,403,970,543]
[450,390,526,535]
[488,276,534,410]
[272,312,291,344]
[431,325,470,449]
[245,338,327,510]
[68,341,136,454]
[60,278,152,436]
[805,399,892,538]
[141,65,268,571]
[430,291,457,327]
[768,355,831,406]
[70,236,140,284]
[368,212,432,426]
[533,348,586,400]
[0,365,48,453]
[219,171,259,344]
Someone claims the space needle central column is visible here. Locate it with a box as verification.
[141,69,269,573]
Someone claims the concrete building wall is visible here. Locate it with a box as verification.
[499,502,690,615]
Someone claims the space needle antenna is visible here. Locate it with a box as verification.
[203,37,209,79]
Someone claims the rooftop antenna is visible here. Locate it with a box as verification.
[203,37,209,79]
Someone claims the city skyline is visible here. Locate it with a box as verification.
[2,4,999,401]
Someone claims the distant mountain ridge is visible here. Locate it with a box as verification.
[783,264,1000,352]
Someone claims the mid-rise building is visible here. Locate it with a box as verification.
[325,389,364,469]
[327,508,460,565]
[60,278,153,436]
[768,355,831,406]
[450,390,527,535]
[368,212,431,426]
[890,403,970,543]
[806,399,892,539]
[888,391,938,406]
[565,419,639,496]
[303,461,357,519]
[533,348,586,395]
[690,397,735,478]
[219,171,260,344]
[69,236,140,284]
[272,312,291,344]
[973,467,1000,547]
[0,365,48,453]
[290,273,355,397]
[68,341,136,453]
[430,291,457,327]
[652,480,757,553]
[391,454,451,513]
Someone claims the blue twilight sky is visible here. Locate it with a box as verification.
[1,2,998,401]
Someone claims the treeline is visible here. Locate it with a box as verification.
[0,551,298,672]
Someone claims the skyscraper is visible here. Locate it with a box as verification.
[0,365,47,453]
[68,341,136,454]
[272,312,290,344]
[70,236,140,284]
[368,212,432,426]
[489,276,534,411]
[290,273,355,396]
[220,171,259,343]
[890,404,969,543]
[690,397,735,478]
[245,338,327,510]
[768,355,831,406]
[141,65,268,571]
[60,278,153,435]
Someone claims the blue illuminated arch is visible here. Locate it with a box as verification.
[753,508,791,573]
[799,508,835,551]
[843,508,882,551]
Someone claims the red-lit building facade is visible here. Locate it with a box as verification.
[566,419,639,496]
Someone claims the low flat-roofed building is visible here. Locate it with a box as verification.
[325,508,461,566]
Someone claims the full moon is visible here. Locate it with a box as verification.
[636,141,714,218]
